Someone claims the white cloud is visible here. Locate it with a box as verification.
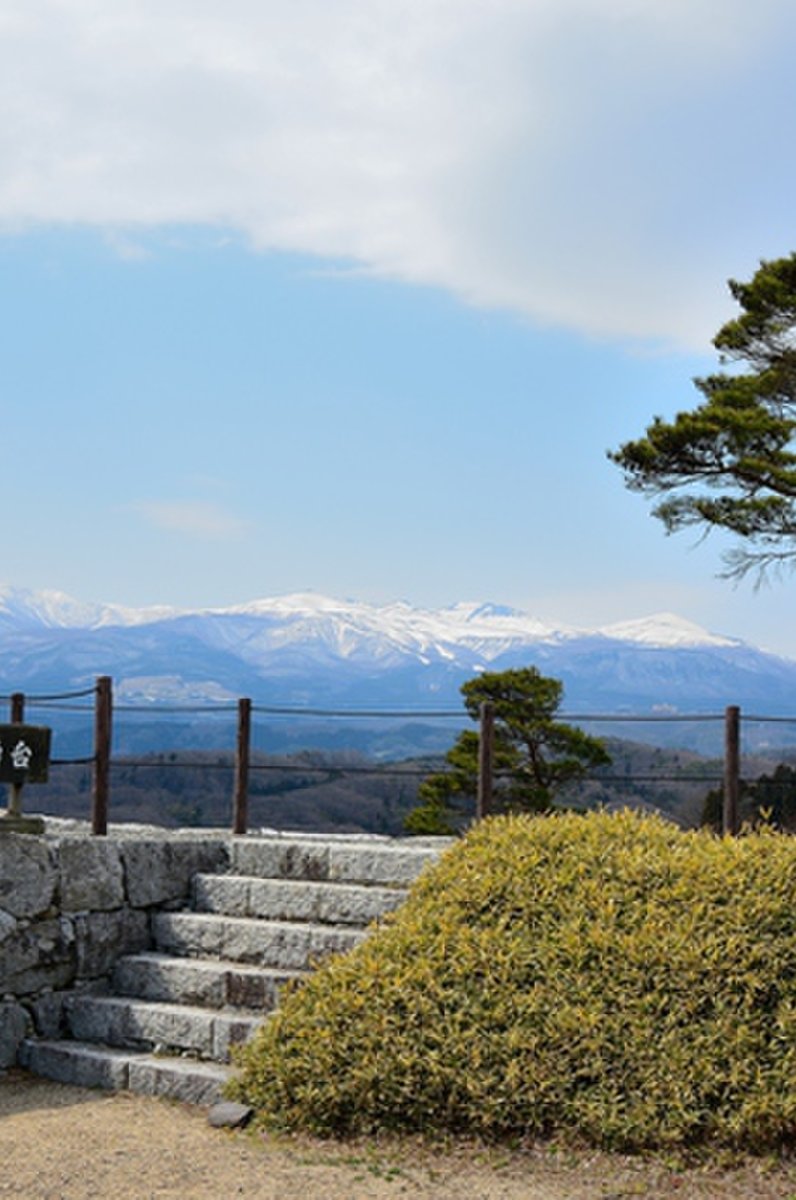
[131,500,248,540]
[0,0,794,346]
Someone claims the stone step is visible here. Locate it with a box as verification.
[113,951,303,1011]
[153,911,364,969]
[19,1038,231,1105]
[230,837,448,885]
[14,834,453,1108]
[63,994,262,1062]
[194,873,406,925]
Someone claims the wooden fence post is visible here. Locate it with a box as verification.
[92,676,112,837]
[233,698,251,836]
[723,704,740,837]
[477,701,494,821]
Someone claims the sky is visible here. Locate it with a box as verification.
[2,1,796,654]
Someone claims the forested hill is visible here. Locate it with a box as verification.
[27,740,796,834]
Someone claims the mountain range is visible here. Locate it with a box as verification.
[2,585,796,755]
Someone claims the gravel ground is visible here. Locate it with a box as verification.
[3,1070,796,1199]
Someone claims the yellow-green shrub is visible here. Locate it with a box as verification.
[230,811,796,1151]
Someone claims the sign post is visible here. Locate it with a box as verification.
[0,723,51,835]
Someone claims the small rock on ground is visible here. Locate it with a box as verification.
[208,1100,254,1129]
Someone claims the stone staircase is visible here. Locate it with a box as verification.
[19,834,447,1105]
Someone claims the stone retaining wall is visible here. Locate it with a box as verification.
[0,830,230,1068]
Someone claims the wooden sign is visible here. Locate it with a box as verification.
[0,724,51,784]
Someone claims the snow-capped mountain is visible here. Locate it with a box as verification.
[0,585,179,630]
[0,586,791,721]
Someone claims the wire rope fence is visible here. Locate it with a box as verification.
[5,677,796,836]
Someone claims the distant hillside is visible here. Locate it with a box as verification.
[27,740,796,834]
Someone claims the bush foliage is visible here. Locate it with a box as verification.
[231,811,796,1151]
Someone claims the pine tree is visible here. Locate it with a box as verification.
[405,667,610,834]
[611,253,796,579]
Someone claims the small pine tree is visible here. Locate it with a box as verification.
[405,667,610,833]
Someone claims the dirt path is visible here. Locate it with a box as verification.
[2,1070,796,1199]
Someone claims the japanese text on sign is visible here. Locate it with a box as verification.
[0,725,51,784]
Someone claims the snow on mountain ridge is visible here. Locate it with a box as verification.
[0,585,742,654]
[596,613,739,649]
[0,584,182,629]
[2,585,795,737]
[0,584,106,628]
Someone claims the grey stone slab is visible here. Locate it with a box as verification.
[218,917,314,969]
[231,839,330,881]
[242,917,361,969]
[73,908,149,979]
[223,877,406,926]
[251,831,390,842]
[155,911,361,970]
[193,874,250,917]
[0,906,16,944]
[65,995,130,1047]
[113,952,296,1012]
[223,962,301,1010]
[328,844,441,886]
[317,882,406,926]
[19,1039,134,1089]
[29,990,69,1039]
[307,925,365,967]
[0,916,76,997]
[121,840,228,908]
[66,995,220,1058]
[152,912,224,959]
[128,1000,215,1057]
[0,835,57,919]
[0,1001,29,1067]
[127,1055,231,1105]
[3,959,77,1000]
[59,840,125,912]
[246,878,322,923]
[114,953,226,1008]
[212,1012,262,1062]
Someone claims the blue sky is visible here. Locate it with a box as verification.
[2,1,796,654]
